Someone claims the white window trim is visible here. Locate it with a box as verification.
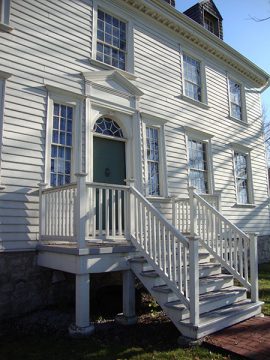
[44,85,85,187]
[0,70,12,190]
[230,142,254,206]
[227,75,247,124]
[142,113,168,198]
[0,0,12,32]
[184,126,214,194]
[180,48,208,106]
[91,0,134,74]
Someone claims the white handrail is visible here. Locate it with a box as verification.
[130,186,195,312]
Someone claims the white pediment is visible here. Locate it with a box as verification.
[82,70,144,97]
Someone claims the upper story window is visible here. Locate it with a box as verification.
[50,103,73,186]
[0,0,11,27]
[188,139,208,193]
[183,54,202,102]
[96,9,127,71]
[228,79,243,121]
[204,16,214,33]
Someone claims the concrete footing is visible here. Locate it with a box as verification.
[115,313,138,325]
[68,323,95,337]
[177,335,204,348]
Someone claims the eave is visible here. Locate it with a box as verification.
[121,0,269,88]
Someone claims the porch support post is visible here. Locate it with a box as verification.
[69,273,94,337]
[75,173,87,249]
[38,182,47,242]
[125,178,135,239]
[116,270,137,325]
[189,236,200,326]
[250,233,259,303]
[213,190,222,212]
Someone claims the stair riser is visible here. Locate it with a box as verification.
[199,266,221,278]
[177,305,262,340]
[199,278,234,294]
[166,291,247,320]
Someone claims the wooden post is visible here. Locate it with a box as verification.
[75,173,87,249]
[125,178,135,240]
[249,233,259,303]
[189,236,200,326]
[214,190,222,212]
[188,186,197,237]
[116,270,137,325]
[38,182,47,242]
[172,196,177,227]
[69,273,94,337]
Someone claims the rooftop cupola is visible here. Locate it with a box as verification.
[162,0,176,7]
[184,0,223,39]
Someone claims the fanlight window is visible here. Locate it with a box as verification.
[94,117,123,138]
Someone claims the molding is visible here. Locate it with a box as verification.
[120,0,269,87]
[0,23,13,32]
[180,94,210,110]
[45,84,86,100]
[90,97,136,115]
[0,70,12,79]
[89,59,137,80]
[91,82,132,99]
[230,142,253,153]
[183,126,214,140]
[83,70,144,97]
[140,112,169,125]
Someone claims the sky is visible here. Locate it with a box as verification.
[175,0,270,120]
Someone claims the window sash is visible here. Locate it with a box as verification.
[188,139,208,193]
[229,79,242,120]
[234,152,249,204]
[96,9,127,70]
[146,126,160,196]
[183,54,202,102]
[50,103,73,187]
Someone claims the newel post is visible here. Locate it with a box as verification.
[214,190,222,212]
[125,178,135,239]
[75,173,87,249]
[172,196,177,227]
[189,236,200,326]
[188,186,197,237]
[249,232,259,303]
[38,182,47,242]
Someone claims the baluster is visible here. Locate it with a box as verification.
[139,201,143,246]
[183,246,188,298]
[112,189,116,238]
[92,187,96,238]
[244,238,249,283]
[53,191,57,236]
[224,223,228,262]
[239,234,243,278]
[172,235,176,283]
[215,213,219,256]
[157,220,161,267]
[148,209,152,257]
[228,227,233,267]
[104,189,109,237]
[152,215,156,263]
[197,202,201,238]
[233,231,238,273]
[143,205,147,252]
[189,237,199,326]
[162,224,166,272]
[98,188,103,237]
[178,242,183,294]
[167,230,172,279]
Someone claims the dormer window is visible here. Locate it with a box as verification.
[204,15,214,33]
[203,11,219,37]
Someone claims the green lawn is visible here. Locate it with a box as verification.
[1,263,269,360]
[259,262,270,315]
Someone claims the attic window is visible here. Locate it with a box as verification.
[203,11,219,37]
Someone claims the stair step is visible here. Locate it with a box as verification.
[141,270,159,278]
[178,300,263,338]
[199,274,234,294]
[129,256,147,264]
[165,286,247,318]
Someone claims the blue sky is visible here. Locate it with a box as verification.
[175,0,270,119]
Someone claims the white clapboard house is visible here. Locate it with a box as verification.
[0,0,270,339]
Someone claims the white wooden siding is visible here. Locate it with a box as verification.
[0,0,269,251]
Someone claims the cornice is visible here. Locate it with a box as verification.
[121,0,269,87]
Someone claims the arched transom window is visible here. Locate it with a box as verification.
[94,117,123,138]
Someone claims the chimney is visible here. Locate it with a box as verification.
[163,0,176,7]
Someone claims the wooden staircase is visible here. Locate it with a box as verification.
[129,186,263,340]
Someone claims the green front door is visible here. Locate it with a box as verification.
[93,137,126,185]
[93,137,126,234]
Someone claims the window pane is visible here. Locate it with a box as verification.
[50,103,73,187]
[183,54,202,101]
[146,127,160,196]
[188,139,208,193]
[234,152,249,204]
[96,9,127,70]
[229,79,242,120]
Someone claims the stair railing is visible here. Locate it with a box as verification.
[130,185,200,325]
[174,186,258,303]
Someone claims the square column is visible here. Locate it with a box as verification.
[116,270,137,325]
[69,273,95,337]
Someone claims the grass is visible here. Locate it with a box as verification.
[1,263,269,360]
[259,262,270,315]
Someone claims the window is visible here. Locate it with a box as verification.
[229,79,243,121]
[188,139,208,193]
[50,103,73,186]
[234,152,250,204]
[183,54,202,102]
[94,117,123,138]
[96,9,127,71]
[0,0,11,26]
[146,127,160,196]
[204,17,214,33]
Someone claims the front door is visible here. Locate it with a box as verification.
[93,136,126,237]
[93,137,126,185]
